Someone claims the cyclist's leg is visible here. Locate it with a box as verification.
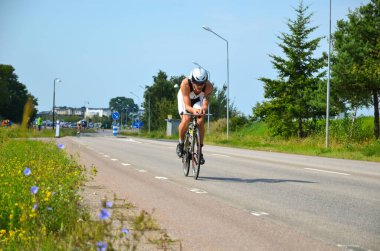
[177,112,190,157]
[197,117,205,165]
[178,115,190,143]
[177,93,189,143]
[197,116,205,145]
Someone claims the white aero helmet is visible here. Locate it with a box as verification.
[190,67,208,84]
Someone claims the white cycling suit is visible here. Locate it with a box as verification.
[177,78,205,115]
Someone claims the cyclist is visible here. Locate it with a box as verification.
[176,67,213,165]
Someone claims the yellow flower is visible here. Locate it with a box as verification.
[0,229,6,235]
[9,214,13,220]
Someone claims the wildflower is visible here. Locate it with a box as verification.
[98,208,111,220]
[96,241,107,251]
[0,229,6,237]
[47,207,53,211]
[58,143,65,149]
[30,186,39,194]
[105,201,113,208]
[23,167,31,176]
[121,228,130,235]
[32,204,38,210]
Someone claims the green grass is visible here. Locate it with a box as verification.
[0,125,97,139]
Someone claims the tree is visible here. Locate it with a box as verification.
[254,1,327,138]
[209,84,239,120]
[141,71,178,131]
[108,97,138,126]
[332,0,380,139]
[0,64,38,123]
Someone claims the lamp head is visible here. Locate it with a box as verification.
[202,26,212,32]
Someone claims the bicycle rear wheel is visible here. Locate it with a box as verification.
[191,127,201,180]
[182,134,190,176]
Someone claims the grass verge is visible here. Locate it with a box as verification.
[0,134,178,250]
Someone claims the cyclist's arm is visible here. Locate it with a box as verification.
[202,81,213,113]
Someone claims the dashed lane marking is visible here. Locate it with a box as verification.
[120,138,142,143]
[121,163,131,166]
[111,158,118,161]
[304,168,351,176]
[138,169,147,173]
[250,211,269,217]
[189,188,208,194]
[103,155,109,158]
[155,176,168,180]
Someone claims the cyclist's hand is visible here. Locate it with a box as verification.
[193,108,205,116]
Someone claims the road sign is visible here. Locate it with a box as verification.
[112,112,120,120]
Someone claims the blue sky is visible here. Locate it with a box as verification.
[0,0,370,116]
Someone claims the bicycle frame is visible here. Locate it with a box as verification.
[181,112,203,179]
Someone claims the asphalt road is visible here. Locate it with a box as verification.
[58,131,380,251]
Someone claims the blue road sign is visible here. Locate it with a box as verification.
[112,112,120,120]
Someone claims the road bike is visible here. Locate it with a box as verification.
[181,112,204,180]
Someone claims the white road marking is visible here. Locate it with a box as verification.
[155,176,168,180]
[111,158,118,161]
[304,168,350,176]
[138,169,147,173]
[211,153,230,157]
[336,244,368,251]
[121,138,142,143]
[251,211,269,217]
[121,163,131,166]
[103,155,109,158]
[189,188,208,194]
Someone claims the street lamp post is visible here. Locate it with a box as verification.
[326,0,332,148]
[139,85,151,134]
[52,78,61,130]
[192,61,211,133]
[130,91,141,131]
[202,26,229,140]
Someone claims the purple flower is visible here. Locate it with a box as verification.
[105,201,113,208]
[32,204,38,210]
[121,228,130,235]
[30,186,39,194]
[23,167,31,176]
[58,143,65,149]
[96,241,107,251]
[98,208,111,220]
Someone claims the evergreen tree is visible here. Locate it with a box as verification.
[332,0,380,139]
[254,1,327,138]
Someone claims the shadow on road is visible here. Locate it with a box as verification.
[199,177,317,184]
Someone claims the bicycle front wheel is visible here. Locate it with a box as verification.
[191,127,201,180]
[182,134,190,176]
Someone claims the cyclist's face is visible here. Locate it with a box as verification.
[193,83,205,92]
